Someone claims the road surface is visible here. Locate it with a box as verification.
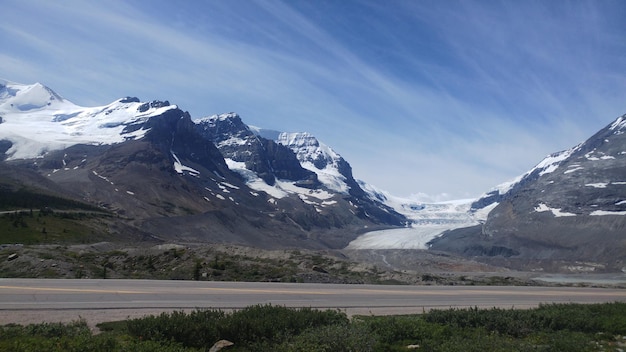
[1,279,625,327]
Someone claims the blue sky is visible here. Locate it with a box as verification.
[1,0,625,201]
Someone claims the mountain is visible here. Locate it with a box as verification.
[195,113,406,229]
[0,80,405,249]
[430,114,626,272]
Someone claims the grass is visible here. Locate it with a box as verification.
[0,210,110,244]
[1,302,625,351]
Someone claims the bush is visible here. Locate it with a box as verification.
[126,309,225,349]
[423,302,626,338]
[125,304,348,350]
[219,305,348,345]
[2,303,625,351]
[275,323,375,352]
[0,319,91,339]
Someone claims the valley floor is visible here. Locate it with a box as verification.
[2,241,625,288]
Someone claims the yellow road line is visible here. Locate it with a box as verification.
[0,285,147,294]
[196,287,333,295]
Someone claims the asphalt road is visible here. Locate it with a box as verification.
[1,279,625,327]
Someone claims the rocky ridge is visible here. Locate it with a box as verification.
[430,115,626,272]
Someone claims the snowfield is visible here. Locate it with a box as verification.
[346,195,490,250]
[0,79,177,160]
[346,225,458,250]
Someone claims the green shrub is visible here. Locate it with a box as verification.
[2,303,624,351]
[125,305,348,350]
[0,319,90,339]
[220,305,348,345]
[423,302,626,338]
[126,309,225,349]
[275,323,375,352]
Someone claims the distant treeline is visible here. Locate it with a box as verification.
[0,186,101,212]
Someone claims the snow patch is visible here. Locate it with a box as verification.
[590,210,626,216]
[609,115,626,131]
[536,148,576,176]
[534,203,576,217]
[92,170,114,185]
[564,166,584,174]
[224,157,337,200]
[220,182,240,190]
[171,152,200,176]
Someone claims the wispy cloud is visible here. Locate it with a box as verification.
[1,0,624,198]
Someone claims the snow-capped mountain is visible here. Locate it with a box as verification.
[430,114,626,272]
[0,79,176,160]
[195,113,319,190]
[0,79,406,249]
[275,132,352,194]
[195,112,405,228]
[470,146,581,211]
[250,123,367,198]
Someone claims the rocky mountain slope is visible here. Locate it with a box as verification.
[0,79,405,249]
[3,79,625,273]
[430,115,626,272]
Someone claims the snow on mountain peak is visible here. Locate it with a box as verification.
[197,112,240,124]
[471,143,582,212]
[277,132,339,168]
[609,114,626,132]
[0,80,178,160]
[0,80,67,112]
[276,132,350,194]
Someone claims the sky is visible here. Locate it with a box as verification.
[1,0,625,201]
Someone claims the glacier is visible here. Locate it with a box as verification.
[0,79,177,160]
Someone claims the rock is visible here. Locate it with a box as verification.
[312,265,328,273]
[208,339,234,352]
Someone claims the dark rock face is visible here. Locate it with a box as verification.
[196,113,408,231]
[120,97,140,104]
[138,100,170,113]
[260,139,319,187]
[0,139,12,159]
[274,132,403,221]
[432,115,626,271]
[195,113,318,186]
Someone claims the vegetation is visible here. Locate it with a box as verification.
[0,209,111,245]
[0,243,412,284]
[1,303,625,351]
[0,186,103,212]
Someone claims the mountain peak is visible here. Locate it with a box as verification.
[609,114,626,132]
[0,80,179,160]
[197,112,240,123]
[0,80,67,112]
